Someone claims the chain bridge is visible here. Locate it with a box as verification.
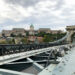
[0,29,74,75]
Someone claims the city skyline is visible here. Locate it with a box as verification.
[0,0,75,31]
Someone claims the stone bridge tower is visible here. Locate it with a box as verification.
[66,25,75,43]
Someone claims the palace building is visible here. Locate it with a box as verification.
[0,24,63,37]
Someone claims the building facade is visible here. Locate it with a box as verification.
[38,28,51,33]
[12,28,26,36]
[2,30,12,37]
[1,25,63,37]
[29,24,35,35]
[51,30,63,34]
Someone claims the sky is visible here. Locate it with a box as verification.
[0,0,75,32]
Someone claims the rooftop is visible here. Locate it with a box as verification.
[13,28,25,30]
[30,24,34,28]
[39,28,51,30]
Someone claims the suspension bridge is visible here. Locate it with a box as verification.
[0,30,75,75]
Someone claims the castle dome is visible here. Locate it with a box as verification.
[30,24,34,28]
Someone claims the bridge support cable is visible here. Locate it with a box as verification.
[49,32,69,44]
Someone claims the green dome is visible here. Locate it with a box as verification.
[30,24,34,28]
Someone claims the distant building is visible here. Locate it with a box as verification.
[0,24,63,37]
[2,30,12,37]
[12,28,26,36]
[38,28,51,33]
[28,36,37,43]
[29,24,35,35]
[34,30,38,35]
[66,25,75,31]
[51,30,63,34]
[37,37,43,43]
[30,24,34,31]
[28,36,43,43]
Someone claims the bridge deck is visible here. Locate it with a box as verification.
[38,46,75,75]
[0,44,71,65]
[0,44,73,75]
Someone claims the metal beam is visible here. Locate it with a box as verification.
[5,60,59,65]
[0,44,72,65]
[27,58,44,72]
[0,68,34,75]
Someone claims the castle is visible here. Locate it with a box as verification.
[0,24,63,37]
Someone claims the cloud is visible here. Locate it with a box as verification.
[5,0,41,7]
[0,0,64,22]
[0,0,75,31]
[0,24,30,32]
[0,0,36,22]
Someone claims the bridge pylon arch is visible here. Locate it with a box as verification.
[66,25,75,43]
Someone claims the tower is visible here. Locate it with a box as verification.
[30,24,34,31]
[29,24,34,35]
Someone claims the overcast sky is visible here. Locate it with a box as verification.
[0,0,75,31]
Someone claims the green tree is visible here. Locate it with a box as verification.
[43,35,53,42]
[11,33,16,37]
[21,38,27,44]
[7,38,15,44]
[2,33,5,37]
[26,32,29,36]
[17,33,23,37]
[12,39,15,44]
[0,40,7,44]
[37,32,46,37]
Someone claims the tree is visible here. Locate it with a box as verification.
[43,35,53,42]
[7,38,15,44]
[0,40,7,44]
[12,39,15,44]
[37,32,46,37]
[21,38,27,44]
[26,32,29,36]
[11,33,16,37]
[2,33,5,37]
[17,33,23,37]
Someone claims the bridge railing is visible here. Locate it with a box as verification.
[0,43,66,56]
[0,32,69,56]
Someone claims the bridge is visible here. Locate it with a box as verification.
[0,28,74,75]
[66,25,75,43]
